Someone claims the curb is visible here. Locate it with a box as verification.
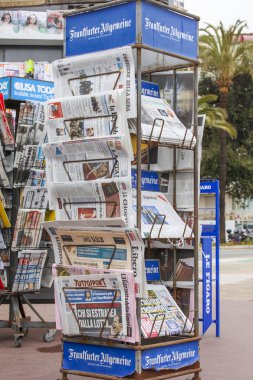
[217,245,253,250]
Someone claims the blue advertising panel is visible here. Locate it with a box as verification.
[0,77,11,98]
[142,340,199,370]
[141,80,160,98]
[142,1,198,59]
[202,237,213,334]
[62,341,136,377]
[131,169,160,191]
[200,180,219,194]
[145,259,161,281]
[65,2,136,56]
[10,77,54,102]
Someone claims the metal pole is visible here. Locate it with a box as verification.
[215,181,220,337]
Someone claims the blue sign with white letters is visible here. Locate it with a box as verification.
[142,1,198,59]
[62,341,136,377]
[0,77,11,98]
[10,77,54,102]
[141,81,160,98]
[202,237,213,334]
[145,259,161,281]
[200,180,219,194]
[65,2,136,56]
[131,169,160,191]
[142,340,199,370]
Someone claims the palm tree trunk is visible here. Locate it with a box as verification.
[219,89,228,243]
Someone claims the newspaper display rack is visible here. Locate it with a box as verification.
[0,82,56,347]
[44,1,201,379]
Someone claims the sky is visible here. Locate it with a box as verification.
[184,0,253,32]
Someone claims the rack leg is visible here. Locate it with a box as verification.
[192,373,201,380]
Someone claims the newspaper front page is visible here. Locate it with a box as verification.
[52,46,136,119]
[132,190,192,239]
[45,136,132,184]
[53,264,139,343]
[12,249,47,292]
[48,179,133,227]
[56,273,127,339]
[44,222,146,298]
[141,284,192,338]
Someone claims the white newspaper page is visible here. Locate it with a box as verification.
[166,172,194,211]
[12,209,45,250]
[53,265,139,343]
[49,179,133,227]
[56,273,127,339]
[138,96,196,147]
[44,223,146,298]
[12,249,47,292]
[52,46,136,119]
[46,89,129,144]
[132,190,192,239]
[22,187,48,210]
[45,135,132,183]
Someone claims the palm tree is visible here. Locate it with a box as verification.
[199,20,253,242]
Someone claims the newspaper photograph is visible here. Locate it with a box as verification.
[22,187,48,209]
[12,209,45,250]
[53,265,139,343]
[141,284,192,338]
[12,249,47,292]
[48,179,133,226]
[56,273,127,339]
[132,190,192,239]
[130,95,196,148]
[16,101,46,149]
[44,222,146,298]
[45,135,132,184]
[46,89,130,146]
[52,46,136,119]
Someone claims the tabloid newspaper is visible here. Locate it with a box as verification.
[12,249,47,292]
[130,96,196,148]
[141,284,193,338]
[22,187,48,210]
[44,135,132,184]
[45,89,131,150]
[16,101,46,150]
[14,145,45,187]
[44,222,146,298]
[132,190,193,239]
[48,179,133,227]
[52,46,136,119]
[12,209,45,250]
[56,273,127,339]
[53,264,139,343]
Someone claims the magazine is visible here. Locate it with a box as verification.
[47,10,64,35]
[12,208,45,250]
[44,222,146,298]
[52,46,136,119]
[0,10,19,34]
[45,135,132,184]
[53,265,139,342]
[45,89,130,147]
[129,96,195,147]
[56,273,127,339]
[12,249,47,292]
[141,284,193,338]
[132,190,193,239]
[48,179,133,226]
[18,11,47,36]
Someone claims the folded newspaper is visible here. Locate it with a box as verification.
[130,96,196,148]
[132,190,193,239]
[52,46,136,119]
[22,187,48,210]
[48,179,133,227]
[44,222,146,298]
[12,209,45,250]
[53,265,139,343]
[12,249,47,292]
[16,101,46,150]
[56,273,127,339]
[46,89,131,147]
[141,284,193,338]
[44,135,132,183]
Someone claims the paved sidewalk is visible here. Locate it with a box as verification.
[1,297,253,380]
